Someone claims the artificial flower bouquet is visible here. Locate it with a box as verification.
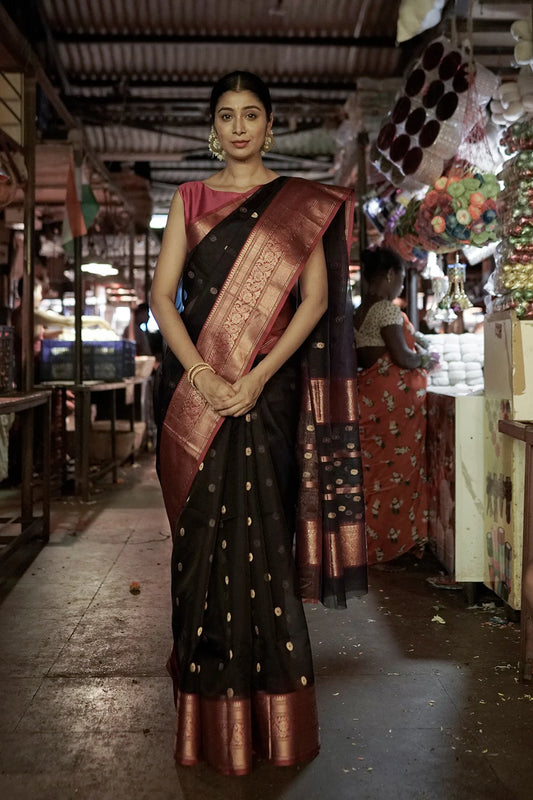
[416,169,500,251]
[383,197,428,263]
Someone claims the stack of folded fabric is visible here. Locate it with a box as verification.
[424,332,484,392]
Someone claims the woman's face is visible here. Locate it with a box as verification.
[213,89,272,161]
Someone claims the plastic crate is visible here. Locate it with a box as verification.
[0,326,14,392]
[40,340,136,382]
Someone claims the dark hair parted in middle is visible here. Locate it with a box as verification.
[360,247,404,282]
[209,71,273,119]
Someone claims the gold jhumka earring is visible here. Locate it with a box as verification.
[208,127,225,161]
[261,131,274,155]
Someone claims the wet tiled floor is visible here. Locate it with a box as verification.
[0,455,531,800]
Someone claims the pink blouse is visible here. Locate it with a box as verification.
[178,181,257,228]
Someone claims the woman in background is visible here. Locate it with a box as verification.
[354,247,437,566]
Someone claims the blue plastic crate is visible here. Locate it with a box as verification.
[40,340,135,382]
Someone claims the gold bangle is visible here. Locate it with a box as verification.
[187,361,212,384]
[191,364,215,388]
[188,362,215,388]
[188,363,214,385]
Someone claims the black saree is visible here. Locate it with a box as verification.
[154,177,366,775]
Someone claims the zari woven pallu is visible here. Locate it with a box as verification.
[154,176,367,775]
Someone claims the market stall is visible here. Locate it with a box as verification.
[361,10,533,644]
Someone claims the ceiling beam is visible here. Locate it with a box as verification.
[66,94,347,108]
[52,33,397,48]
[66,77,359,91]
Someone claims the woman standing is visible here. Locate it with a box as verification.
[354,247,436,566]
[150,71,366,775]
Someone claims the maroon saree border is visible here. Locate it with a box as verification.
[159,178,352,525]
[173,686,319,775]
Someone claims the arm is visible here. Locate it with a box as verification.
[150,190,237,408]
[34,309,115,332]
[381,324,423,370]
[209,239,328,417]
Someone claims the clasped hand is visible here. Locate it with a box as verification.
[193,369,265,417]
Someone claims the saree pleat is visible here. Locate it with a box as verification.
[155,177,365,774]
[166,359,318,773]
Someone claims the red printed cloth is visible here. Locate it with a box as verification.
[358,314,429,564]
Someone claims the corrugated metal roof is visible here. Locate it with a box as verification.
[41,0,399,37]
[2,0,524,225]
[35,0,403,209]
[57,41,401,83]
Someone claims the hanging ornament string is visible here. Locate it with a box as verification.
[455,3,496,175]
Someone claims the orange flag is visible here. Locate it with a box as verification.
[63,161,87,241]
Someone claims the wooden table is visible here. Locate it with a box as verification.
[498,419,533,682]
[0,390,51,563]
[38,377,151,501]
